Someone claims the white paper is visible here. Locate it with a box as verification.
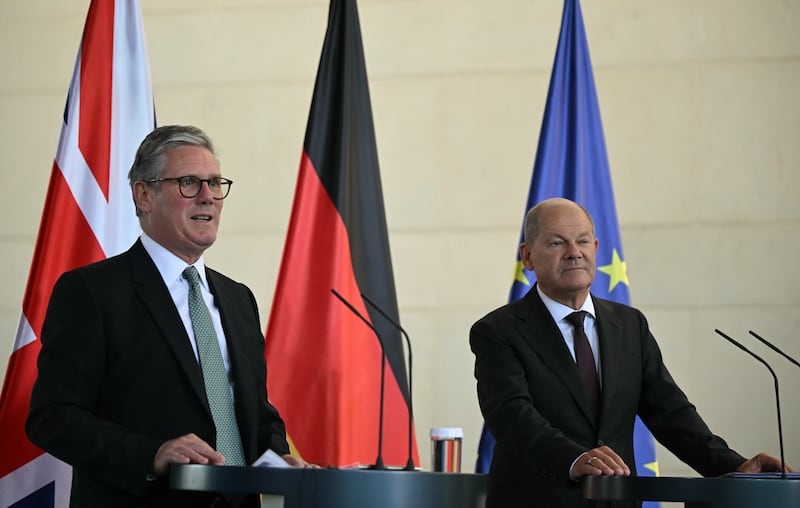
[252,449,292,468]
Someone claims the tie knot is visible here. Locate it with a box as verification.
[566,311,587,329]
[183,266,201,286]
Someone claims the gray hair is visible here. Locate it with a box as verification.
[128,125,217,216]
[523,198,595,244]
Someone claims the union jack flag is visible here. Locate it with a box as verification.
[0,1,154,505]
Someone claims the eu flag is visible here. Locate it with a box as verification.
[475,1,659,502]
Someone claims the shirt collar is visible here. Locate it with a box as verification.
[536,284,595,323]
[140,232,208,289]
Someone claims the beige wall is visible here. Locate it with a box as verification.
[1,0,798,482]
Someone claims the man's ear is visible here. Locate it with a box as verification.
[133,181,152,214]
[520,242,534,271]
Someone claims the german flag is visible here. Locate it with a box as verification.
[264,0,417,468]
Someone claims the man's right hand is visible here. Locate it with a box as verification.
[152,433,225,475]
[571,445,631,479]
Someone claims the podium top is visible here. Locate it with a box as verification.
[582,475,800,508]
[170,465,486,508]
[722,472,800,479]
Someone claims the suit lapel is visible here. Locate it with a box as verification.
[129,241,210,412]
[594,297,623,425]
[514,288,598,425]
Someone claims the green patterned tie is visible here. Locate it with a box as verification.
[183,266,246,466]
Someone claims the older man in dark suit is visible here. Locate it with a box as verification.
[27,125,307,507]
[470,197,788,508]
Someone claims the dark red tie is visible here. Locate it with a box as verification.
[566,311,600,416]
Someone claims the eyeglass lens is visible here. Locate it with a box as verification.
[178,176,231,199]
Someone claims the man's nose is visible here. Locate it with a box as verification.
[196,181,215,201]
[565,242,583,258]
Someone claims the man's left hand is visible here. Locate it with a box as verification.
[737,453,794,473]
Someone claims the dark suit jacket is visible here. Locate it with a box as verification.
[27,239,290,507]
[470,286,746,508]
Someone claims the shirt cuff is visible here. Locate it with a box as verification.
[569,452,589,482]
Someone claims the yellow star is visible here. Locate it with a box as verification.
[597,248,629,292]
[644,461,660,476]
[512,260,531,286]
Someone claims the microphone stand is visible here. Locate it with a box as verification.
[360,292,416,471]
[331,288,385,470]
[748,330,800,369]
[715,329,786,479]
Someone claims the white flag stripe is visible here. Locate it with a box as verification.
[56,60,143,261]
[11,314,36,353]
[0,454,71,508]
[107,0,152,255]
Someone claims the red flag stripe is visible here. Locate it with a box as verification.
[266,154,412,466]
[0,342,42,479]
[79,0,113,200]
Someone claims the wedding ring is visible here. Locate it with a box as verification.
[587,456,597,466]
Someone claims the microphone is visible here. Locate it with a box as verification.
[360,292,416,471]
[748,330,800,369]
[714,329,786,479]
[331,288,386,470]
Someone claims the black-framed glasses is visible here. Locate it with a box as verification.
[144,176,233,199]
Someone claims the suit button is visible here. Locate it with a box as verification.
[597,439,605,446]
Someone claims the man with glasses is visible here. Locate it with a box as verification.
[27,125,306,507]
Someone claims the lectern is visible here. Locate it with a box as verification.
[170,464,487,508]
[582,475,800,508]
